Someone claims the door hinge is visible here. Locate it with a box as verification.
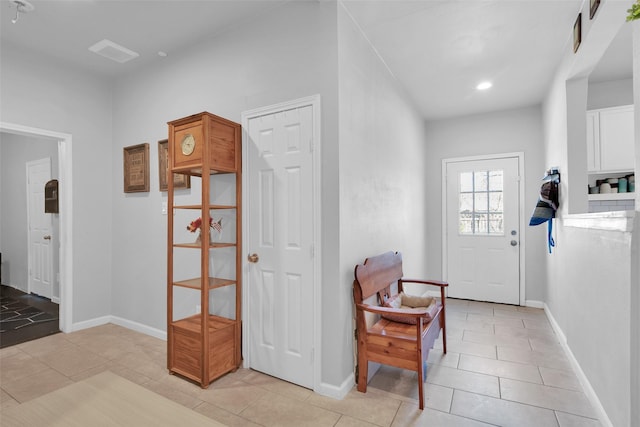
[354,328,358,340]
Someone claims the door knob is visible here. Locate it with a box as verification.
[248,253,259,263]
[43,235,51,240]
[510,240,518,246]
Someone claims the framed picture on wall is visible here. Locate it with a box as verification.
[590,0,600,19]
[573,13,581,53]
[158,139,190,192]
[123,143,150,193]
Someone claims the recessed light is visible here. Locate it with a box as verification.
[158,51,168,57]
[476,81,493,91]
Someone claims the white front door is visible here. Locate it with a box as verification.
[245,104,315,388]
[26,158,54,299]
[445,156,521,305]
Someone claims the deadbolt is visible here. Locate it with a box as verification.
[248,253,259,263]
[43,235,51,240]
[510,240,518,246]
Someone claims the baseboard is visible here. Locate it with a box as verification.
[71,315,111,332]
[543,304,612,427]
[110,316,167,341]
[524,299,544,309]
[315,373,354,400]
[70,315,167,342]
[51,296,60,304]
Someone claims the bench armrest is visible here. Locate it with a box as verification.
[401,278,448,287]
[356,303,429,318]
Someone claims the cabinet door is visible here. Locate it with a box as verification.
[586,111,599,172]
[599,106,634,172]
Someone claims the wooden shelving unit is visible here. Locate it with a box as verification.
[166,112,242,387]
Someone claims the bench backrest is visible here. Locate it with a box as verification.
[353,251,404,304]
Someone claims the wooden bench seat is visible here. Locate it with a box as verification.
[353,251,447,409]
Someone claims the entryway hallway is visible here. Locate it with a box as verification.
[0,299,600,426]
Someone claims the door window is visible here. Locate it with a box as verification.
[458,170,504,235]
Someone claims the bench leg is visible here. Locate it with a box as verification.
[357,357,368,393]
[417,354,425,410]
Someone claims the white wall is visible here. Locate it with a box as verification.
[337,3,430,384]
[424,106,547,302]
[109,1,344,387]
[542,1,636,425]
[630,21,640,427]
[0,133,59,296]
[0,45,113,323]
[587,78,633,109]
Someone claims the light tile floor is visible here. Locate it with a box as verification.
[0,299,602,426]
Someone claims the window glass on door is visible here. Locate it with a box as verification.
[458,170,504,235]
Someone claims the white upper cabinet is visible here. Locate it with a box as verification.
[586,105,635,173]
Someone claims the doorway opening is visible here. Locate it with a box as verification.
[0,122,73,333]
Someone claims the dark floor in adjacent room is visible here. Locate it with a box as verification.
[0,285,59,348]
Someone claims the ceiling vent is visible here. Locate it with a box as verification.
[88,39,139,64]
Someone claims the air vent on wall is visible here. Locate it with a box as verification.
[88,39,139,64]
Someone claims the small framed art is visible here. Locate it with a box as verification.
[590,0,600,19]
[123,143,150,193]
[158,139,191,191]
[573,13,581,53]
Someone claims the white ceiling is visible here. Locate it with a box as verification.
[0,0,632,121]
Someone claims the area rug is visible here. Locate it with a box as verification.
[1,371,226,427]
[0,295,58,332]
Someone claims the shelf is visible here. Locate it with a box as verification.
[173,277,236,290]
[174,242,236,249]
[171,313,236,334]
[172,166,236,177]
[588,192,635,201]
[174,204,236,210]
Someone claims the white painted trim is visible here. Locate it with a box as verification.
[51,296,61,304]
[544,303,612,427]
[110,316,167,341]
[0,122,73,333]
[69,316,167,342]
[316,373,355,400]
[240,94,322,393]
[441,152,527,305]
[70,315,111,332]
[524,300,544,309]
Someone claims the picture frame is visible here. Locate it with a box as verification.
[123,143,150,193]
[158,139,191,191]
[573,13,581,53]
[589,0,600,19]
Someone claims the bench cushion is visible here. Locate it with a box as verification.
[382,292,439,325]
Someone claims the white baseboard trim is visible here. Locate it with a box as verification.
[524,300,544,309]
[110,316,167,341]
[543,304,612,427]
[51,296,60,304]
[315,373,354,400]
[69,315,166,341]
[71,315,111,332]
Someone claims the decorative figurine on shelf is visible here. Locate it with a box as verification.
[187,217,222,243]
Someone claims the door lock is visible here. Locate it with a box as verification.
[43,235,51,240]
[510,240,518,246]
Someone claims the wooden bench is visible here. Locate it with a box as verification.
[353,251,447,409]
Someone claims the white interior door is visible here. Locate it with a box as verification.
[27,158,54,299]
[246,104,315,388]
[445,156,520,305]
